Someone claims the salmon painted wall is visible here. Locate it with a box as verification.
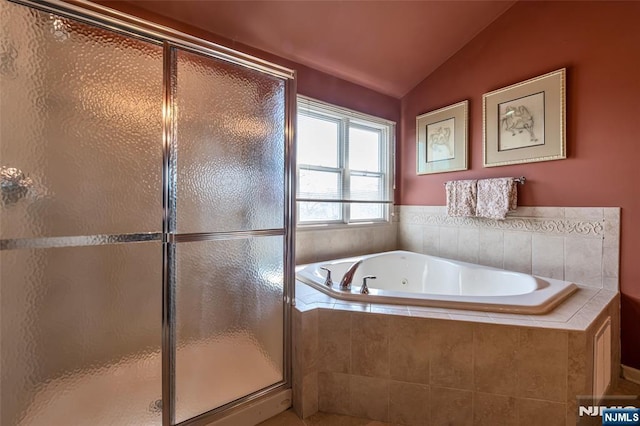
[400,1,640,368]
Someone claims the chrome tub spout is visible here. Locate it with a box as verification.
[339,260,362,290]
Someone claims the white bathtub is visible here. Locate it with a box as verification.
[296,250,578,314]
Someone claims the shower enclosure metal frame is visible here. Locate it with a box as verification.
[2,0,297,424]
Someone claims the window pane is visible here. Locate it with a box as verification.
[350,175,383,200]
[351,203,384,221]
[349,127,380,172]
[350,175,384,220]
[298,114,338,167]
[296,96,393,225]
[298,169,341,199]
[299,202,342,222]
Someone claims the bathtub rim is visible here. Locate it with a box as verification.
[295,250,579,315]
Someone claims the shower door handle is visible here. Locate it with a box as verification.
[1,166,33,205]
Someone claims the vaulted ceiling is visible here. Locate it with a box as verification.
[105,1,516,98]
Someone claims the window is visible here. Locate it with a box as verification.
[296,95,395,226]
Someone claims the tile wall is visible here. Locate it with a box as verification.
[295,222,397,265]
[397,207,620,290]
[292,298,620,425]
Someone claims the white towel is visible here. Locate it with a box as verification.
[476,178,517,220]
[445,180,477,217]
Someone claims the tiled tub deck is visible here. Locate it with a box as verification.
[292,281,620,426]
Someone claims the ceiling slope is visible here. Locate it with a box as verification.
[100,0,516,98]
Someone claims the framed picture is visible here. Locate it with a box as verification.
[416,100,468,174]
[483,68,566,167]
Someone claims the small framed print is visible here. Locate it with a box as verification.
[416,100,468,174]
[483,68,566,167]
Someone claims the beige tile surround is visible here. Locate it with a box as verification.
[292,290,620,425]
[296,222,398,266]
[292,206,622,425]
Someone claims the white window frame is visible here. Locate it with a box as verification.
[296,95,395,228]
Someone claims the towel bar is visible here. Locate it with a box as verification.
[444,176,525,186]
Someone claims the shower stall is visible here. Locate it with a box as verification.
[0,1,296,425]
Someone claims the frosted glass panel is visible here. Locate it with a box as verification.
[0,2,163,239]
[0,242,163,426]
[175,49,286,233]
[175,236,284,422]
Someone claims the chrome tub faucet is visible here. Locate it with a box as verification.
[339,260,362,290]
[320,266,333,287]
[360,275,376,294]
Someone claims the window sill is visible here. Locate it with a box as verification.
[296,220,394,232]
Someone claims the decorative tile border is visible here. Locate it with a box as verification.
[399,206,606,238]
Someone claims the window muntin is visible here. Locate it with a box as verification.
[296,96,394,226]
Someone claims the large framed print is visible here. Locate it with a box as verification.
[483,68,566,167]
[416,100,468,175]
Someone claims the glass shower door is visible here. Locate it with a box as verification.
[1,2,294,425]
[0,2,164,425]
[170,47,289,423]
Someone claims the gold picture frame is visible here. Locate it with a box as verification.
[416,100,468,175]
[483,68,566,167]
